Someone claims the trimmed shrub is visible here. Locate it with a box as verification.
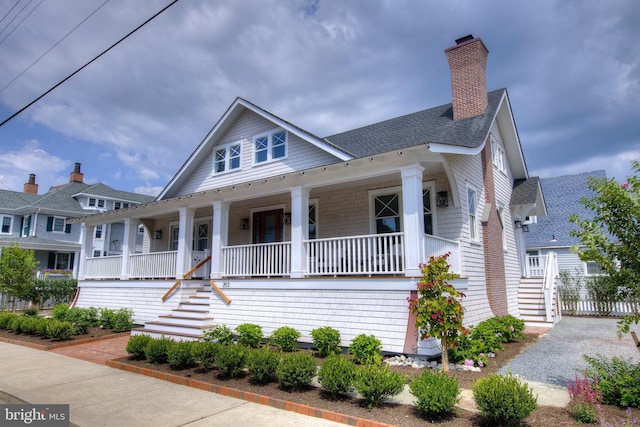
[349,334,382,365]
[269,326,300,352]
[409,370,460,418]
[311,326,341,357]
[168,341,196,370]
[20,316,41,335]
[354,364,406,408]
[192,342,221,370]
[23,308,38,316]
[36,317,50,337]
[317,355,356,397]
[111,308,135,332]
[144,336,174,364]
[277,352,317,391]
[0,311,18,329]
[202,324,235,345]
[215,345,248,378]
[125,334,153,360]
[583,355,640,408]
[99,308,116,330]
[10,316,26,333]
[247,347,280,384]
[236,323,263,348]
[45,319,73,340]
[51,303,70,321]
[473,372,537,427]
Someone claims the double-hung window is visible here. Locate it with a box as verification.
[1,215,12,234]
[214,142,241,174]
[468,188,478,240]
[585,261,603,276]
[253,129,287,164]
[492,137,506,174]
[95,225,103,239]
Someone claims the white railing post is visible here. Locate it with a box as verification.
[400,164,426,276]
[542,251,558,322]
[211,201,229,278]
[176,207,195,279]
[290,186,309,278]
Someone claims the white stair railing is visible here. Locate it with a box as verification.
[542,251,559,322]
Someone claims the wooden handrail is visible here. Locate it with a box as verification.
[210,279,232,305]
[161,255,212,302]
[162,280,182,302]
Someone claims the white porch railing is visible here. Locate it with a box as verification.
[305,232,404,276]
[526,255,546,277]
[542,251,559,322]
[129,251,177,279]
[223,242,292,277]
[84,255,122,279]
[424,234,461,274]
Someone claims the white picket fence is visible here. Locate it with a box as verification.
[561,298,640,317]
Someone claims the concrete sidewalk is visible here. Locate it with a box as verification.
[0,342,344,427]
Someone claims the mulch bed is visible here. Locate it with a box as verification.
[0,327,129,350]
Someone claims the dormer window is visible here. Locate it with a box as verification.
[214,142,241,174]
[491,137,506,174]
[88,198,96,207]
[253,129,287,165]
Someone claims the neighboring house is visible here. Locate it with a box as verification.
[524,170,606,281]
[0,163,155,280]
[72,35,548,354]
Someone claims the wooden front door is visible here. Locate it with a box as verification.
[253,209,283,244]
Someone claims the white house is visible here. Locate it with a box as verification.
[71,35,549,354]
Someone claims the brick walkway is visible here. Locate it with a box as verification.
[50,335,130,365]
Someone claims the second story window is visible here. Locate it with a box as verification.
[88,198,96,207]
[97,199,105,208]
[492,138,506,174]
[214,142,241,174]
[115,202,121,210]
[253,129,287,165]
[468,187,478,240]
[47,216,71,233]
[95,225,103,239]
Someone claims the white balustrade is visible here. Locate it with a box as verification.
[129,251,177,279]
[526,255,546,277]
[83,255,122,279]
[223,242,291,277]
[423,234,461,274]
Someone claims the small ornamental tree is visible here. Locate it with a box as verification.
[569,160,640,334]
[0,244,38,312]
[408,253,467,371]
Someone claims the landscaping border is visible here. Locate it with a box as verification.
[107,359,395,427]
[0,331,130,351]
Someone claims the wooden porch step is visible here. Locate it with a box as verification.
[143,321,214,336]
[130,327,202,342]
[158,315,215,327]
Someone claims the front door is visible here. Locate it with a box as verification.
[253,209,283,244]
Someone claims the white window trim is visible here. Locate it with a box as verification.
[308,198,319,240]
[584,260,604,276]
[52,216,66,233]
[467,184,480,242]
[0,215,13,234]
[422,181,437,235]
[213,140,243,175]
[491,136,507,174]
[369,186,403,234]
[497,204,507,251]
[252,128,288,166]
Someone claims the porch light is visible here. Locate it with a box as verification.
[436,191,448,207]
[514,220,522,229]
[153,230,162,240]
[282,213,291,224]
[239,218,249,230]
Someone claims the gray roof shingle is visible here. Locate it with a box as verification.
[511,177,541,206]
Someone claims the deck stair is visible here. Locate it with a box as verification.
[518,277,560,327]
[131,281,215,341]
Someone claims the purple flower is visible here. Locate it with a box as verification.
[622,182,629,189]
[464,359,474,366]
[478,361,484,367]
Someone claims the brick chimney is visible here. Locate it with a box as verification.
[445,35,489,121]
[69,162,84,183]
[23,174,38,195]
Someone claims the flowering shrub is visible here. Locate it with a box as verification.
[567,374,602,423]
[409,254,466,371]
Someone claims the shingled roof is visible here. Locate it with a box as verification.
[524,170,606,249]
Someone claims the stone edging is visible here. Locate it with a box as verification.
[0,331,131,351]
[106,359,395,427]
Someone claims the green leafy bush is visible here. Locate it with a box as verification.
[111,308,135,332]
[236,323,263,348]
[448,329,490,367]
[349,334,382,365]
[277,352,317,391]
[125,334,153,360]
[202,324,235,345]
[23,308,38,316]
[311,326,341,357]
[51,303,70,321]
[45,319,73,340]
[473,372,537,427]
[215,345,249,378]
[53,305,99,335]
[353,364,406,408]
[20,316,42,335]
[567,374,602,424]
[168,341,196,370]
[192,342,221,370]
[144,336,174,364]
[317,355,356,397]
[409,370,460,418]
[0,311,18,329]
[247,347,280,384]
[269,326,300,352]
[99,308,116,330]
[36,317,50,337]
[583,355,640,408]
[9,316,26,333]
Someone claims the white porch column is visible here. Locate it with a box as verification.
[290,186,310,278]
[77,223,93,280]
[176,207,195,279]
[400,164,425,276]
[210,201,229,279]
[120,219,138,280]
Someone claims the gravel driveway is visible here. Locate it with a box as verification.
[499,316,640,386]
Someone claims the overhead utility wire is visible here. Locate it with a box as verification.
[0,0,180,128]
[0,0,111,94]
[0,0,37,41]
[0,0,22,27]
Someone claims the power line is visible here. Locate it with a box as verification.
[0,0,37,41]
[0,0,22,27]
[0,0,111,94]
[0,0,180,128]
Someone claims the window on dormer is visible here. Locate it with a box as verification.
[88,198,96,207]
[253,129,287,165]
[214,142,241,174]
[492,138,506,174]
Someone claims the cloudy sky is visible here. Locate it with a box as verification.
[0,0,638,196]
